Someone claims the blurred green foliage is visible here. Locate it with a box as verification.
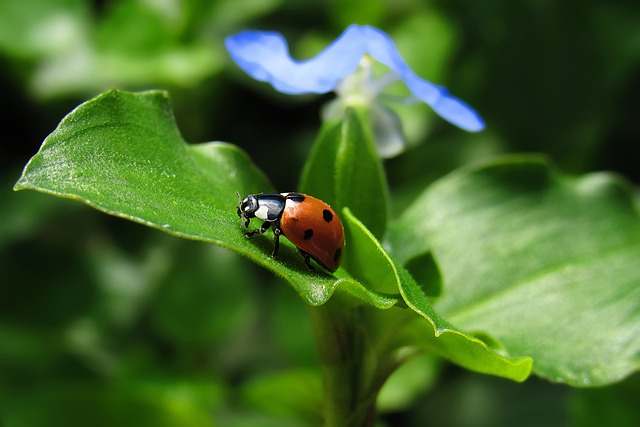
[2,0,639,425]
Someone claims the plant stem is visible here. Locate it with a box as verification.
[310,293,381,427]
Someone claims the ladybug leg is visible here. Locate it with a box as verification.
[271,226,282,258]
[298,249,315,271]
[245,220,271,238]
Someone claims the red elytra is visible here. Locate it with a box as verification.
[280,194,344,272]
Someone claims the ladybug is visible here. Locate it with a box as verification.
[236,192,344,272]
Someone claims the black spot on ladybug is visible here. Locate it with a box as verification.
[303,229,314,240]
[323,209,333,223]
[333,247,342,262]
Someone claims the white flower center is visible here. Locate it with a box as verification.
[322,56,408,158]
[335,56,401,107]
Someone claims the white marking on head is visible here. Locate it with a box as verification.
[254,205,270,220]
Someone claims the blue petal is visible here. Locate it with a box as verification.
[358,25,485,131]
[225,27,366,94]
[226,25,485,131]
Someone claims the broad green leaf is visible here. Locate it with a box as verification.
[299,107,389,238]
[342,209,532,382]
[391,155,640,386]
[13,89,394,308]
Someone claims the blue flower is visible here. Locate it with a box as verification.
[225,25,484,156]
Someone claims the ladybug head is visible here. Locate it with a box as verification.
[236,193,258,222]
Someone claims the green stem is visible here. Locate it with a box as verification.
[310,293,382,427]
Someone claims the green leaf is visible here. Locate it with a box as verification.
[13,89,394,308]
[377,353,440,413]
[299,107,389,238]
[341,207,398,295]
[391,155,640,386]
[342,209,532,382]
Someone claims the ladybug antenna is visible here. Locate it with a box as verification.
[235,191,242,204]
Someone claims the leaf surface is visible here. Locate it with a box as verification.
[343,209,532,382]
[13,89,389,307]
[390,156,640,386]
[299,108,388,238]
